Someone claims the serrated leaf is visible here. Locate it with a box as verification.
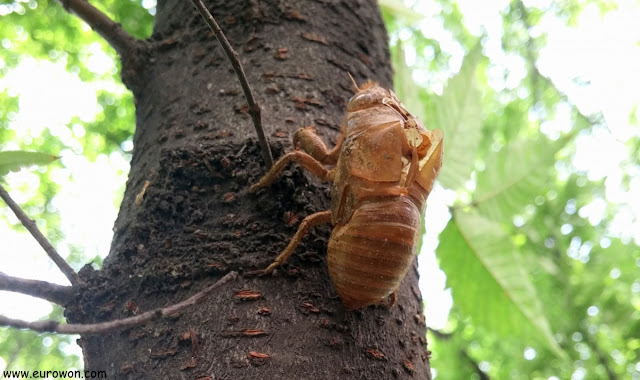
[0,151,59,176]
[433,45,483,190]
[437,210,564,357]
[473,135,570,223]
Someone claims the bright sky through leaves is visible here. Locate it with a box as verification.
[411,0,640,329]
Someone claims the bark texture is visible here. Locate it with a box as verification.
[65,0,431,378]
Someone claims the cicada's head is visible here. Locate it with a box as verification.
[346,80,392,112]
[346,77,410,119]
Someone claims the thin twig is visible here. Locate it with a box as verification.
[460,349,490,380]
[583,328,618,380]
[0,271,238,335]
[0,272,73,306]
[54,0,140,57]
[189,0,274,169]
[0,184,81,286]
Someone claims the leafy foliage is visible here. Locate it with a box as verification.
[431,45,483,190]
[0,307,77,371]
[438,211,560,355]
[0,151,59,177]
[388,0,639,378]
[473,135,569,223]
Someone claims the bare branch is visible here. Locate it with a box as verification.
[0,272,73,306]
[460,349,490,380]
[54,0,140,57]
[189,0,274,169]
[0,184,81,286]
[583,328,619,380]
[0,271,238,335]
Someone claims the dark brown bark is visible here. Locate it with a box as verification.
[65,0,431,378]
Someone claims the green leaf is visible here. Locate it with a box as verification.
[437,210,564,357]
[433,45,483,190]
[0,151,59,176]
[378,0,424,24]
[391,42,425,122]
[473,135,570,223]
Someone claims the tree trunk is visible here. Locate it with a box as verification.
[66,0,431,378]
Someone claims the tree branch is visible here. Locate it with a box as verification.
[460,349,490,380]
[0,271,238,335]
[54,0,140,58]
[430,327,488,378]
[583,329,619,380]
[189,0,274,169]
[0,272,73,306]
[0,184,81,286]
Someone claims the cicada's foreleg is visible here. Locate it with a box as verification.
[413,129,444,194]
[293,126,343,166]
[249,151,335,193]
[404,129,443,207]
[249,126,342,193]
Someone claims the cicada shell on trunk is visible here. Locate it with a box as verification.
[250,80,444,310]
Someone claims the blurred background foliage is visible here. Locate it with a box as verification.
[1,0,639,378]
[382,0,639,378]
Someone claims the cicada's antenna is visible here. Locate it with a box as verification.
[347,72,360,92]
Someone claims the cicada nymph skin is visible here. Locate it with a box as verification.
[250,80,444,310]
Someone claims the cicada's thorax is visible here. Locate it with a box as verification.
[326,82,438,309]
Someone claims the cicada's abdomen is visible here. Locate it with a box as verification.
[326,196,422,310]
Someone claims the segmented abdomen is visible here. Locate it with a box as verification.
[327,196,422,310]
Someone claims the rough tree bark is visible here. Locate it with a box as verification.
[65,0,432,378]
